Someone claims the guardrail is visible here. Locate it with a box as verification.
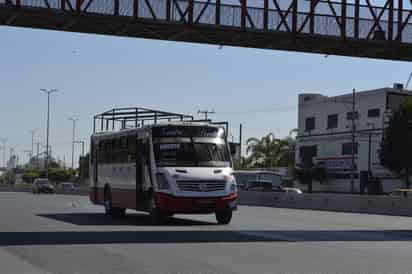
[238,190,412,217]
[0,184,89,195]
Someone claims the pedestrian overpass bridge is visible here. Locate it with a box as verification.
[1,0,412,61]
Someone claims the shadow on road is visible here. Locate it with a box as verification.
[37,213,216,226]
[1,229,412,246]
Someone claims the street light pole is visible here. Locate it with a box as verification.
[68,118,79,170]
[74,141,85,157]
[40,88,58,178]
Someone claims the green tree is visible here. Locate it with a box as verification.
[380,98,412,189]
[47,168,72,183]
[22,170,41,183]
[246,133,293,168]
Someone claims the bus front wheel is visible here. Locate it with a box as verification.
[104,188,113,216]
[215,210,232,225]
[104,187,126,218]
[148,196,165,224]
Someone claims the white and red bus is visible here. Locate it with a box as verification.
[89,108,238,224]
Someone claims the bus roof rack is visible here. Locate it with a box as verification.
[93,107,194,133]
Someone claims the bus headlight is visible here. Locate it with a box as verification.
[156,173,170,190]
[225,175,237,194]
[230,183,237,194]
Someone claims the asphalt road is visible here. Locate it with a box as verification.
[2,193,412,274]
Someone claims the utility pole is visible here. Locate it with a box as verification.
[198,110,215,120]
[239,123,243,158]
[68,118,79,170]
[28,130,35,159]
[40,88,59,179]
[350,88,356,194]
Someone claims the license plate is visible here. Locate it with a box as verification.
[196,200,214,205]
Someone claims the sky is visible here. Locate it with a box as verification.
[1,24,412,167]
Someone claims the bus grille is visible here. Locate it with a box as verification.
[176,180,226,192]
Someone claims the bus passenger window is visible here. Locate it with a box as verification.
[128,135,136,162]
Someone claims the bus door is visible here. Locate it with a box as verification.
[91,138,98,203]
[135,138,148,210]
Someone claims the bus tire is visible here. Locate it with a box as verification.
[104,187,113,216]
[112,207,126,218]
[148,195,164,225]
[215,210,232,225]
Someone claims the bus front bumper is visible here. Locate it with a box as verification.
[156,192,238,214]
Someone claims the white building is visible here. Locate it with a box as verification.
[295,84,412,193]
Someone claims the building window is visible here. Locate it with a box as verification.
[327,114,338,129]
[299,145,317,167]
[305,117,315,132]
[342,142,358,155]
[346,111,358,121]
[368,108,380,117]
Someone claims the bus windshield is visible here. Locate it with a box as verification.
[154,141,231,167]
[152,125,231,167]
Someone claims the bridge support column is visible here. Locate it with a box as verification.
[134,0,138,17]
[188,0,193,24]
[241,0,246,30]
[114,0,119,16]
[216,0,220,25]
[354,0,359,39]
[166,0,171,21]
[397,0,403,41]
[292,0,297,34]
[341,0,346,39]
[388,0,393,40]
[263,0,268,30]
[309,0,320,35]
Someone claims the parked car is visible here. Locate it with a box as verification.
[32,178,55,194]
[233,170,283,190]
[245,180,302,194]
[282,187,303,194]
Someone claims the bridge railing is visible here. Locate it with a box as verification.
[2,0,412,43]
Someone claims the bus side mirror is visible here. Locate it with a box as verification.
[229,142,240,160]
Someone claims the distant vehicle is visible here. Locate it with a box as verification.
[282,187,303,194]
[32,178,55,194]
[244,180,302,194]
[233,170,282,190]
[60,182,75,191]
[388,189,412,197]
[89,108,238,225]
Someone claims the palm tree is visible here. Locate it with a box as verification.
[245,130,298,169]
[246,133,284,168]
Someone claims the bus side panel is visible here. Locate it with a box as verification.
[90,187,104,205]
[111,188,138,210]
